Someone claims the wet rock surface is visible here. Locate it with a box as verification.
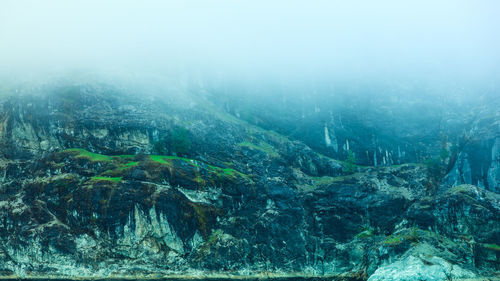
[0,85,499,280]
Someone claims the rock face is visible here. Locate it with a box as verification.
[0,84,499,280]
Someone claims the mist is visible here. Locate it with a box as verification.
[2,2,500,278]
[1,0,500,99]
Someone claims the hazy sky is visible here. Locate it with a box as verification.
[1,0,500,84]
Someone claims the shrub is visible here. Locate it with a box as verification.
[344,150,357,174]
[424,157,441,172]
[153,126,192,156]
[168,126,191,156]
[153,139,168,155]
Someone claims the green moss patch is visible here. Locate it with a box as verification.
[64,148,113,162]
[62,148,253,186]
[151,154,253,183]
[212,167,254,183]
[150,155,196,165]
[91,176,122,182]
[124,161,139,167]
[484,243,500,251]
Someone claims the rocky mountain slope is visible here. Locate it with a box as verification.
[0,83,499,280]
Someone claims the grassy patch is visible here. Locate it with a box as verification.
[485,243,500,251]
[91,176,122,182]
[383,235,405,246]
[150,155,196,165]
[63,148,253,185]
[124,161,139,167]
[151,154,253,183]
[238,141,279,157]
[64,148,113,162]
[102,161,139,177]
[212,167,254,183]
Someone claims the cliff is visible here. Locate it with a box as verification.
[0,83,498,280]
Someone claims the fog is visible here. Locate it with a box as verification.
[1,0,500,99]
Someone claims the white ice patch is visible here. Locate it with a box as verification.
[324,124,332,147]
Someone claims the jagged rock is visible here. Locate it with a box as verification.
[368,255,476,281]
[0,85,499,279]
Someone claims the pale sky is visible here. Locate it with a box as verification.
[1,0,499,85]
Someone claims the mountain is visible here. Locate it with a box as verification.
[0,82,499,280]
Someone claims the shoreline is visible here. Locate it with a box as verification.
[0,274,362,281]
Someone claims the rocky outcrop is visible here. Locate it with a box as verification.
[0,83,499,280]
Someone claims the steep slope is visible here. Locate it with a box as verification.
[0,84,498,280]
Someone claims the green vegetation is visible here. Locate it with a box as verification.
[383,235,405,246]
[64,148,113,162]
[150,155,173,165]
[63,147,253,185]
[446,185,479,202]
[191,204,210,237]
[312,176,337,185]
[356,227,374,239]
[343,150,357,174]
[407,226,419,242]
[448,184,471,194]
[153,139,167,155]
[91,176,122,182]
[440,148,450,159]
[169,126,192,155]
[301,174,356,190]
[485,243,500,251]
[238,141,279,157]
[199,102,292,146]
[215,167,253,182]
[102,160,139,177]
[206,229,223,245]
[383,227,420,246]
[153,126,192,156]
[424,148,450,181]
[64,149,139,173]
[150,154,253,183]
[50,176,78,191]
[124,161,139,167]
[197,229,224,255]
[424,157,443,177]
[150,155,196,165]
